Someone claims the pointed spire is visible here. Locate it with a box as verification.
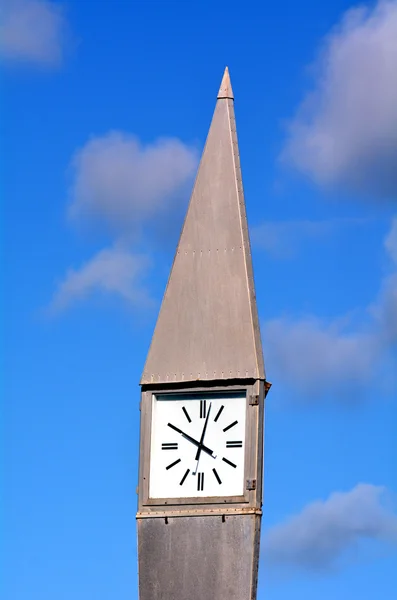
[141,69,264,385]
[217,66,234,100]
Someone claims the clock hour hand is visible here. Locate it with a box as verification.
[167,423,217,458]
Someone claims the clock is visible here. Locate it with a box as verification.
[149,391,246,499]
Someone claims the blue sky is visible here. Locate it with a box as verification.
[2,0,397,599]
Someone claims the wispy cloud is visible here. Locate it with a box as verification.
[0,0,68,67]
[384,216,397,263]
[49,131,198,315]
[49,246,153,314]
[68,131,198,232]
[263,317,377,397]
[252,218,366,258]
[282,0,397,199]
[372,274,397,346]
[263,484,397,573]
[262,217,397,399]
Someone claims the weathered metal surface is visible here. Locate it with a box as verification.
[141,67,265,385]
[137,514,261,600]
[136,507,262,518]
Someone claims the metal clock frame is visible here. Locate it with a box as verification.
[137,380,265,517]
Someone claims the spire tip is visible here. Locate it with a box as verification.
[217,67,234,100]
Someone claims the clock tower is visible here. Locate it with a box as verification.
[137,67,270,600]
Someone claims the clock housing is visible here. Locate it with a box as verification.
[137,382,264,511]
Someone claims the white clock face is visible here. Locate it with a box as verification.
[149,392,246,499]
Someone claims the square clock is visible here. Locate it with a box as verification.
[149,391,247,500]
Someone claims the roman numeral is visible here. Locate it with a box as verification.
[223,420,238,432]
[222,457,237,468]
[162,443,178,450]
[182,406,191,422]
[214,405,224,422]
[213,468,222,484]
[179,468,190,486]
[226,441,242,448]
[166,458,181,470]
[200,400,207,418]
[197,472,204,491]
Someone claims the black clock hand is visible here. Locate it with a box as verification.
[195,402,212,461]
[167,423,216,458]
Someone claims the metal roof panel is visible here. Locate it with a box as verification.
[141,69,265,384]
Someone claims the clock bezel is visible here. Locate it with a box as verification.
[138,382,264,510]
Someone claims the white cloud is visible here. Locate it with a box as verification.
[373,273,397,345]
[262,217,397,398]
[68,131,198,231]
[252,218,366,258]
[49,131,197,315]
[263,484,397,572]
[49,246,152,313]
[263,317,378,396]
[384,216,397,263]
[282,0,397,198]
[0,0,67,67]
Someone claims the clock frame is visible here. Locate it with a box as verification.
[137,382,265,514]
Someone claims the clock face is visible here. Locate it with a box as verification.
[149,392,246,499]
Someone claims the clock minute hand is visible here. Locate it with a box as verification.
[167,423,216,458]
[193,402,212,475]
[195,402,212,461]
